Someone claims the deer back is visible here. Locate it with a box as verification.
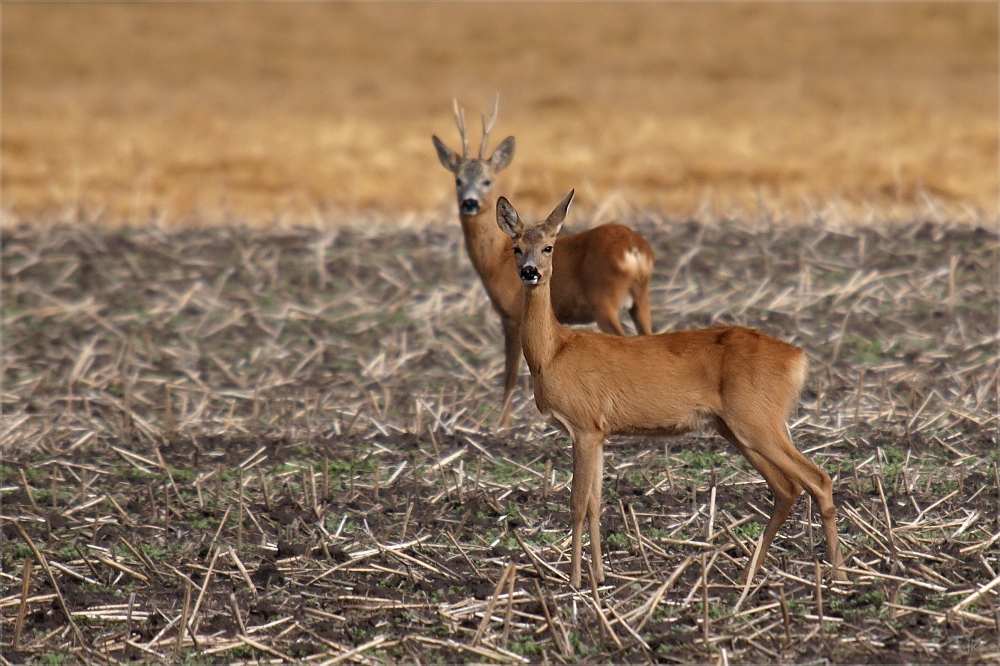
[549,223,653,323]
[529,326,805,437]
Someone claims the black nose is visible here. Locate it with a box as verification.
[460,198,480,215]
[520,266,540,283]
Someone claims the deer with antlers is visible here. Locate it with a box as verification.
[432,97,655,427]
[497,190,845,588]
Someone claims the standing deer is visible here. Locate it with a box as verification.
[433,96,655,427]
[497,190,845,588]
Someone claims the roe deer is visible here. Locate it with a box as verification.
[433,97,654,427]
[497,190,845,588]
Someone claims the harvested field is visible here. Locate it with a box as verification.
[1,215,998,663]
[2,3,998,224]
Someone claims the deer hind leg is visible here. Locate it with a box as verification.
[590,282,629,336]
[722,416,845,582]
[569,430,604,588]
[767,445,845,581]
[628,282,653,335]
[498,322,522,428]
[594,308,627,336]
[717,418,800,583]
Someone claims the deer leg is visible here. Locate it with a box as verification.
[628,284,653,336]
[723,417,845,582]
[592,295,628,336]
[588,439,606,584]
[498,322,522,428]
[737,454,799,582]
[765,444,846,582]
[717,419,800,582]
[570,430,603,588]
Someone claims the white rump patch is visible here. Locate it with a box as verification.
[620,246,652,276]
[792,353,808,391]
[619,248,642,274]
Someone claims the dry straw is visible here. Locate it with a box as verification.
[1,213,996,662]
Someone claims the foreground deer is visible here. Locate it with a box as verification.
[497,190,845,588]
[432,97,654,427]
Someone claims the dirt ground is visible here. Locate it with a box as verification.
[2,216,997,663]
[3,3,997,225]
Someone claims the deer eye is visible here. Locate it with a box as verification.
[513,247,522,256]
[455,178,463,187]
[483,180,492,187]
[543,246,553,254]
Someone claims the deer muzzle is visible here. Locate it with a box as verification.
[519,265,540,284]
[460,198,481,216]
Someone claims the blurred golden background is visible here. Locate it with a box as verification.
[3,2,997,225]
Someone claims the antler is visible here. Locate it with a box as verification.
[451,98,470,158]
[479,92,500,159]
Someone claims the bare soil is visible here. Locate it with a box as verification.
[2,214,997,663]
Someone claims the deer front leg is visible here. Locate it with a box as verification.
[498,320,522,428]
[588,438,606,584]
[570,429,604,588]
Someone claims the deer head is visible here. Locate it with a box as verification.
[497,190,575,286]
[432,95,515,218]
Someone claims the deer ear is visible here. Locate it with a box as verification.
[432,135,461,173]
[490,136,515,172]
[544,189,574,235]
[496,197,522,238]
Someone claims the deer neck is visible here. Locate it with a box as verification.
[520,281,562,373]
[459,208,519,315]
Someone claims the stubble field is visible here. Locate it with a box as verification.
[1,214,997,663]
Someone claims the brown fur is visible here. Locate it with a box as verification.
[433,100,654,427]
[499,191,845,589]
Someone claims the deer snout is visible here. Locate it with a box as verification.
[519,265,540,284]
[460,198,481,216]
